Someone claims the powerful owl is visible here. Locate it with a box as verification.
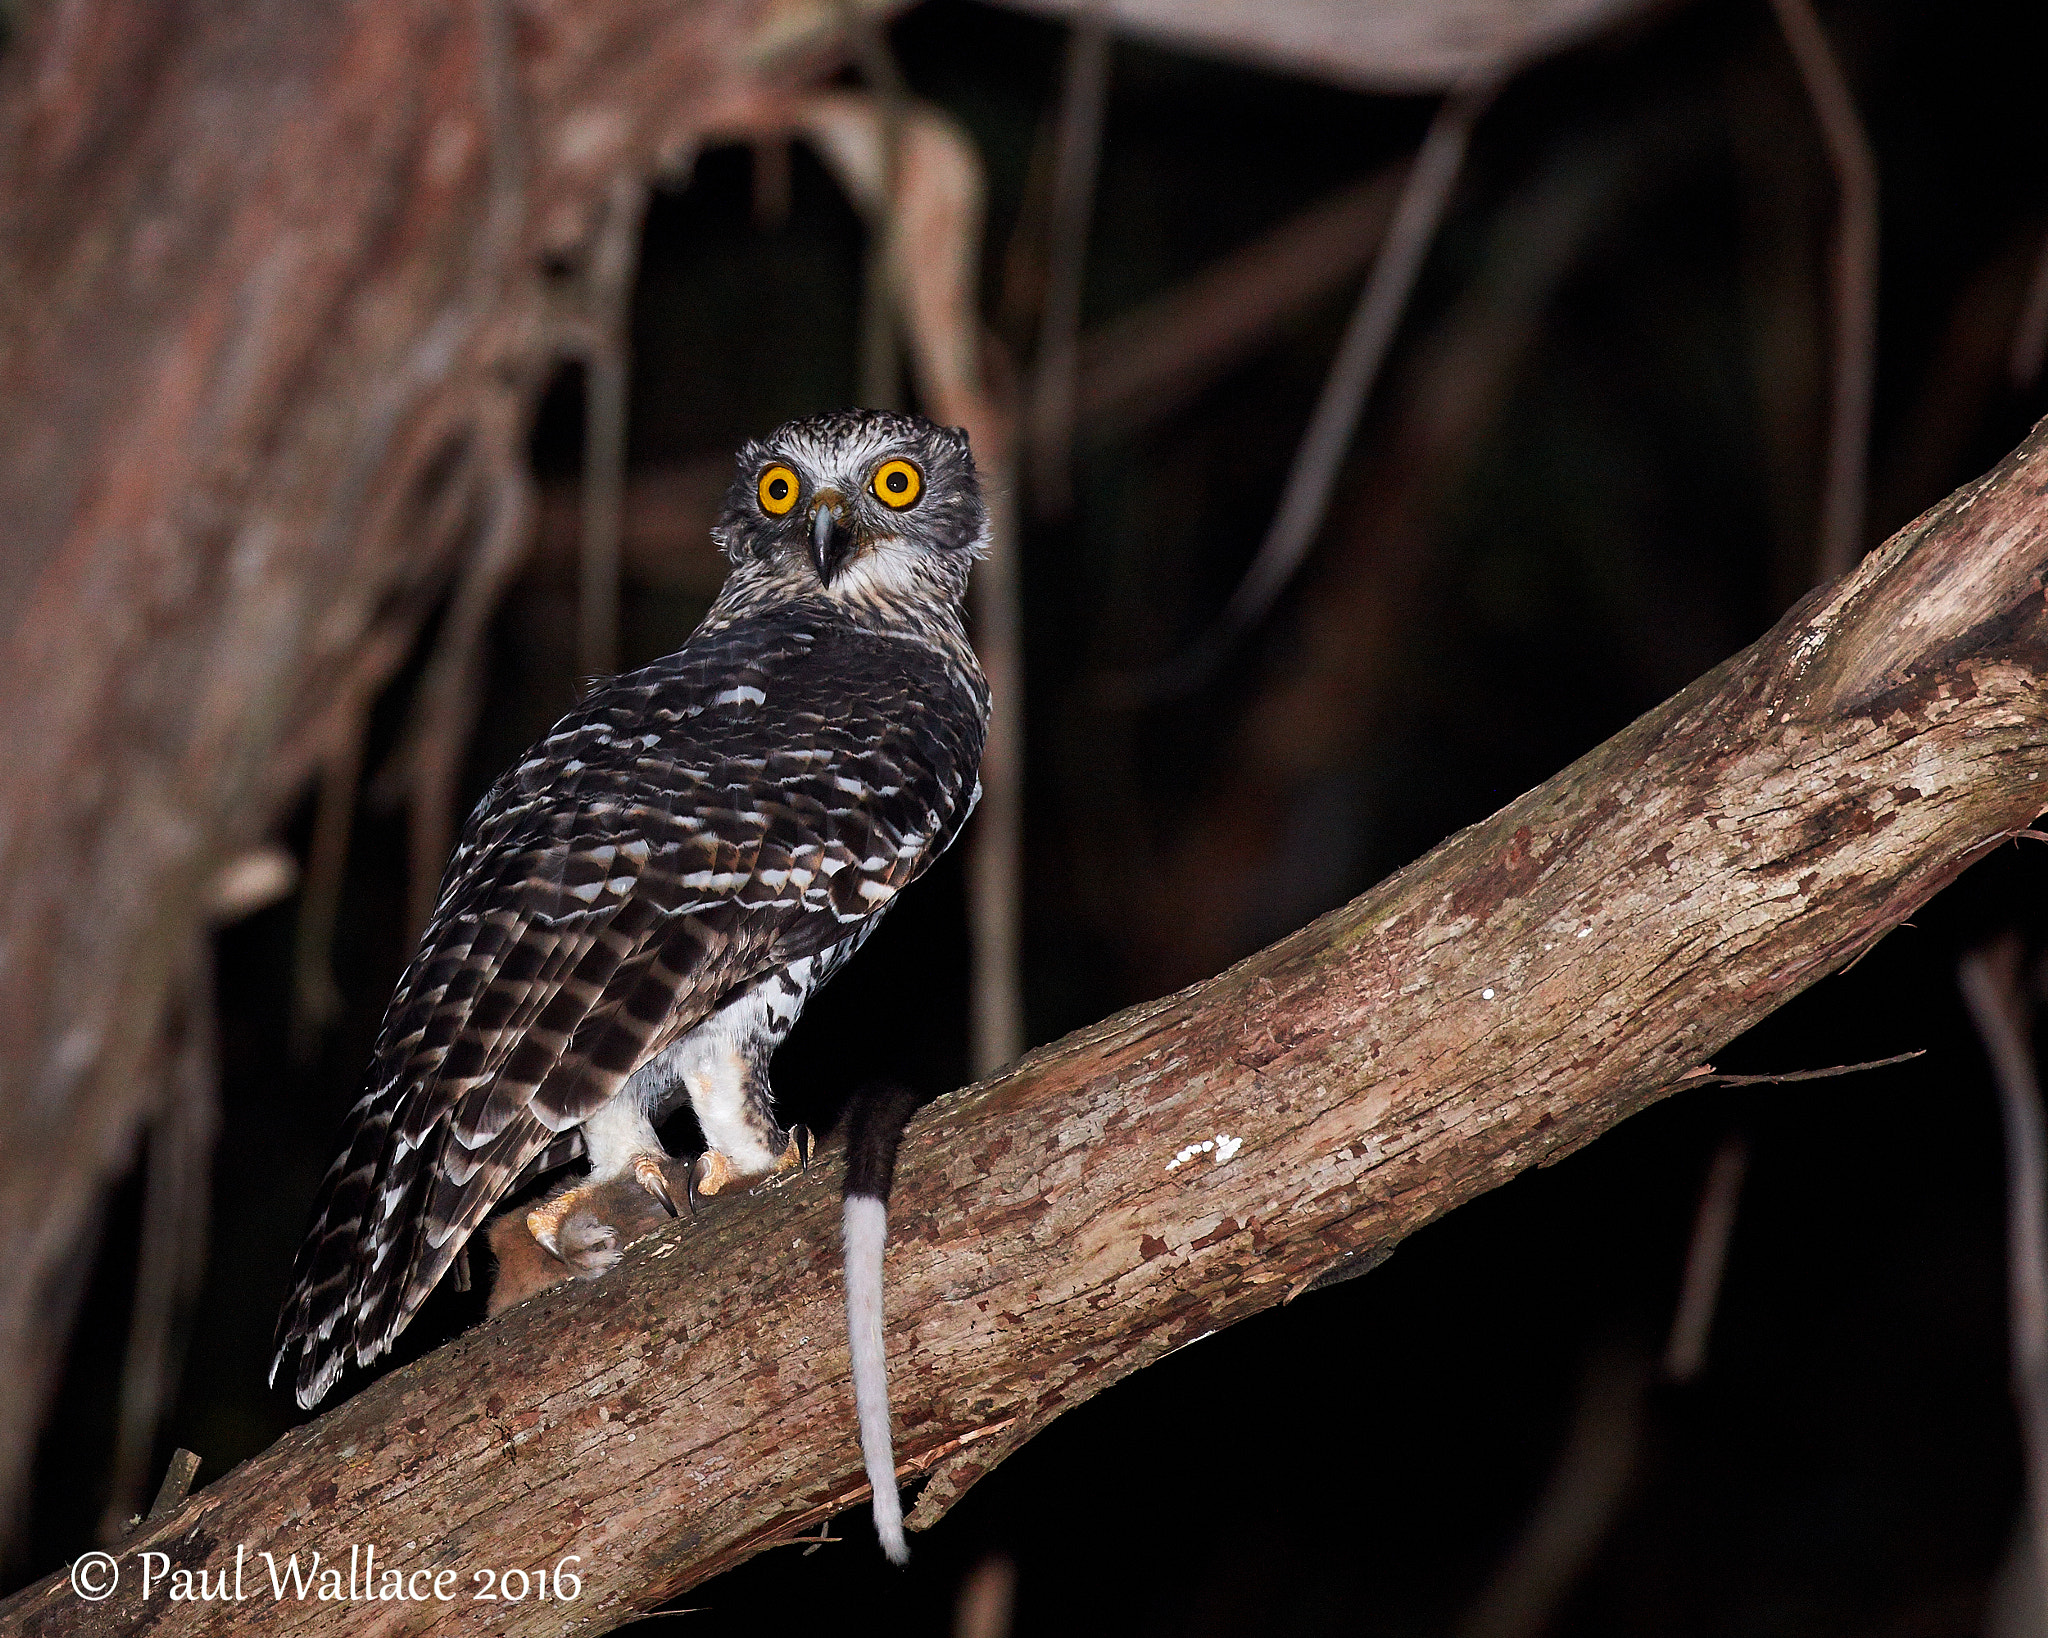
[273,411,989,1555]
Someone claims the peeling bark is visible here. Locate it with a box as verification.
[8,416,2048,1635]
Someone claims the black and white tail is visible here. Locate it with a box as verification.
[841,1084,922,1565]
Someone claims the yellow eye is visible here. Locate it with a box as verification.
[757,464,799,516]
[872,458,923,509]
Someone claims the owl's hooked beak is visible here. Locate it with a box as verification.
[810,494,857,586]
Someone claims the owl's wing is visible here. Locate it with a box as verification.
[272,611,988,1409]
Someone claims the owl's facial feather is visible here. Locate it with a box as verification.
[710,410,984,620]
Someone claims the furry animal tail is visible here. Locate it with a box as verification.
[841,1084,922,1566]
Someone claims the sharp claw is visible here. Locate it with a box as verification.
[525,1207,566,1264]
[792,1124,813,1172]
[633,1155,679,1217]
[684,1155,702,1217]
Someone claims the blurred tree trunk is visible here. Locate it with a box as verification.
[0,0,893,1554]
[6,410,2048,1636]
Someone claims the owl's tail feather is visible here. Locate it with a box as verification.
[841,1084,922,1567]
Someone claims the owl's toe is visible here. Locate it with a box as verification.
[632,1153,684,1217]
[525,1197,573,1263]
[690,1148,741,1200]
[687,1133,808,1205]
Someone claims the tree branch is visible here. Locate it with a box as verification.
[10,408,2048,1632]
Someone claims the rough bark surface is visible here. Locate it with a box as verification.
[8,419,2048,1636]
[0,0,891,1549]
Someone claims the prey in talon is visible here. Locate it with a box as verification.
[272,408,991,1567]
[518,1114,815,1270]
[486,1161,687,1314]
[490,1126,815,1314]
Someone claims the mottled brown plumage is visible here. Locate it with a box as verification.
[273,411,988,1409]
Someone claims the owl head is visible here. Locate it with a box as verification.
[712,410,987,615]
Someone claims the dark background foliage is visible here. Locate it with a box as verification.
[19,0,2048,1630]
